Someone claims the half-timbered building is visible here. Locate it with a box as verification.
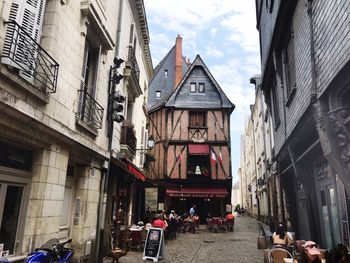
[147,36,235,220]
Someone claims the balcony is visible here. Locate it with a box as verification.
[76,89,104,133]
[1,21,59,93]
[188,127,208,142]
[123,46,142,101]
[120,121,137,159]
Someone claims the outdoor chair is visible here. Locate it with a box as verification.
[268,247,293,263]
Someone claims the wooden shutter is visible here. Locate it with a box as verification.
[2,0,46,82]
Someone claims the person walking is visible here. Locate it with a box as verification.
[189,204,196,217]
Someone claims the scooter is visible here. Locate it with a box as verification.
[24,238,74,263]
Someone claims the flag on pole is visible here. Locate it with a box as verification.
[218,151,223,164]
[211,151,217,165]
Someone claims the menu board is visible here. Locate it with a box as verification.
[142,228,164,262]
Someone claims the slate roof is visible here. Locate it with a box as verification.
[147,45,189,109]
[149,54,235,113]
[165,55,235,112]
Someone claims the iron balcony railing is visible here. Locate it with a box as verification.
[127,46,140,81]
[1,21,59,93]
[120,124,137,153]
[76,89,104,129]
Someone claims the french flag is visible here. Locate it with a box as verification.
[211,151,217,165]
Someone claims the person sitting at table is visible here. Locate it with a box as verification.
[293,241,322,263]
[169,210,177,220]
[152,214,167,229]
[160,209,168,220]
[272,222,292,247]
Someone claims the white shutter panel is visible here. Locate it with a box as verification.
[19,0,47,82]
[1,0,46,83]
[1,0,24,67]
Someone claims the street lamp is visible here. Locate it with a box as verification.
[134,135,155,152]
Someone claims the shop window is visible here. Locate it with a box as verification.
[0,184,24,255]
[0,141,33,171]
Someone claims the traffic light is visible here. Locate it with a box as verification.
[111,91,125,123]
[111,57,124,85]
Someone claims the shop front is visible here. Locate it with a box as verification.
[165,187,229,222]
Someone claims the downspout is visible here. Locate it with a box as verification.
[95,0,124,261]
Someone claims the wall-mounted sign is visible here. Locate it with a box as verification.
[226,204,232,212]
[142,228,164,262]
[145,188,158,211]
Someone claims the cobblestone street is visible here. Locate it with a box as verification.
[107,216,264,263]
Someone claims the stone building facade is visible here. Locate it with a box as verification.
[0,0,152,262]
[255,0,350,249]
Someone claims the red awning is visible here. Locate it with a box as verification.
[127,163,146,182]
[166,187,228,198]
[188,144,210,155]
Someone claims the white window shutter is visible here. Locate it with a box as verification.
[1,0,46,83]
[1,0,24,67]
[80,41,90,92]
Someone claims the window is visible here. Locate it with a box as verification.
[198,83,205,93]
[156,91,161,98]
[189,112,206,127]
[190,83,196,93]
[283,28,296,105]
[2,0,47,82]
[164,70,168,76]
[81,40,100,96]
[129,24,134,44]
[271,78,280,128]
[76,39,103,129]
[0,183,24,255]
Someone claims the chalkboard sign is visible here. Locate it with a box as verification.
[142,228,164,262]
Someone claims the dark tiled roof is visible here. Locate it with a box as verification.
[147,45,189,110]
[165,55,235,112]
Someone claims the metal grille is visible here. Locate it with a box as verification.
[1,21,59,93]
[128,46,140,81]
[76,89,104,129]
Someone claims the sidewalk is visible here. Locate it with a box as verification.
[103,216,265,263]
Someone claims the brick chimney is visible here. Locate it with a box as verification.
[174,34,182,89]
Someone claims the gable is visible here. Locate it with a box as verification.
[165,55,234,112]
[171,66,222,108]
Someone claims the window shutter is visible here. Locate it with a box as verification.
[2,0,47,83]
[80,41,90,92]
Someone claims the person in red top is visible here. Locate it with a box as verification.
[225,213,234,220]
[225,213,235,232]
[152,215,167,229]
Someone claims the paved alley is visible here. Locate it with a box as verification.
[107,216,264,263]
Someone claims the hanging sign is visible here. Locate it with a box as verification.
[142,228,165,262]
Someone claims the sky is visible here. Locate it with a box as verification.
[143,0,261,183]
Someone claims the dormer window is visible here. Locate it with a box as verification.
[156,91,161,98]
[164,70,168,76]
[199,83,205,93]
[190,83,196,93]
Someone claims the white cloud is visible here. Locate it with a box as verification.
[205,46,224,58]
[144,0,261,177]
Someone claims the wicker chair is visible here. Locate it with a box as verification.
[268,247,293,263]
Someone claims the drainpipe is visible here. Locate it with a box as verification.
[95,0,124,261]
